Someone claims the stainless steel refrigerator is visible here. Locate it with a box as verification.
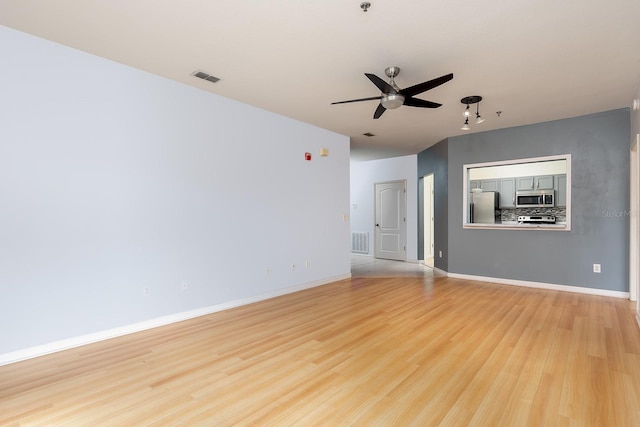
[470,191,500,224]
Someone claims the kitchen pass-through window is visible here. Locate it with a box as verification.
[463,154,571,230]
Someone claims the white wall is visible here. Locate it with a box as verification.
[468,159,566,180]
[0,26,350,358]
[350,155,418,261]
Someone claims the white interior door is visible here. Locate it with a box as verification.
[424,174,434,264]
[374,180,406,261]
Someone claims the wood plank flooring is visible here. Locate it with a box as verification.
[1,276,639,426]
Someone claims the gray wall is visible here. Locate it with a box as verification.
[418,139,449,271]
[633,84,640,141]
[447,109,630,291]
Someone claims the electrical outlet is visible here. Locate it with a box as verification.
[291,264,296,271]
[439,251,443,258]
[144,287,151,296]
[305,260,309,268]
[593,264,601,273]
[266,268,270,276]
[180,280,188,290]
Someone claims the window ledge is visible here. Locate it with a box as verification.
[464,223,570,231]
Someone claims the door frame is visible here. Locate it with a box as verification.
[630,135,639,306]
[423,174,434,265]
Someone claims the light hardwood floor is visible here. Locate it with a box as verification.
[1,274,639,426]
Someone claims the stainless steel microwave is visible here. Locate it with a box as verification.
[515,190,555,208]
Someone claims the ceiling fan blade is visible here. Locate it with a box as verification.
[365,73,395,94]
[373,103,386,119]
[331,96,382,105]
[400,73,454,98]
[403,97,442,108]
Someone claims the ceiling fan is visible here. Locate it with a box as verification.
[331,67,454,119]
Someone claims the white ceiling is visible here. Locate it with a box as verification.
[2,1,639,161]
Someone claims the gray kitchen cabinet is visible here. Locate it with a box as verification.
[499,178,516,208]
[517,175,554,190]
[480,179,498,192]
[534,175,554,190]
[516,176,534,190]
[470,179,498,192]
[555,174,567,207]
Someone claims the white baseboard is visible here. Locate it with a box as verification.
[0,273,351,367]
[447,272,630,299]
[433,267,448,277]
[636,312,640,329]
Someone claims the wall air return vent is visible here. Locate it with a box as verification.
[351,232,369,254]
[192,70,220,83]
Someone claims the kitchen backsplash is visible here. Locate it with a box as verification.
[501,207,567,224]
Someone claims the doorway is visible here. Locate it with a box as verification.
[423,174,434,268]
[374,180,407,261]
[630,135,639,310]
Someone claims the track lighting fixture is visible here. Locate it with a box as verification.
[460,96,484,131]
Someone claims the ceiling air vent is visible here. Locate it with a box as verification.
[362,132,375,137]
[192,70,220,83]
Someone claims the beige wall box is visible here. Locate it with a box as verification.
[319,148,329,156]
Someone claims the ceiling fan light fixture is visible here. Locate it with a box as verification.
[330,67,453,119]
[381,93,405,110]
